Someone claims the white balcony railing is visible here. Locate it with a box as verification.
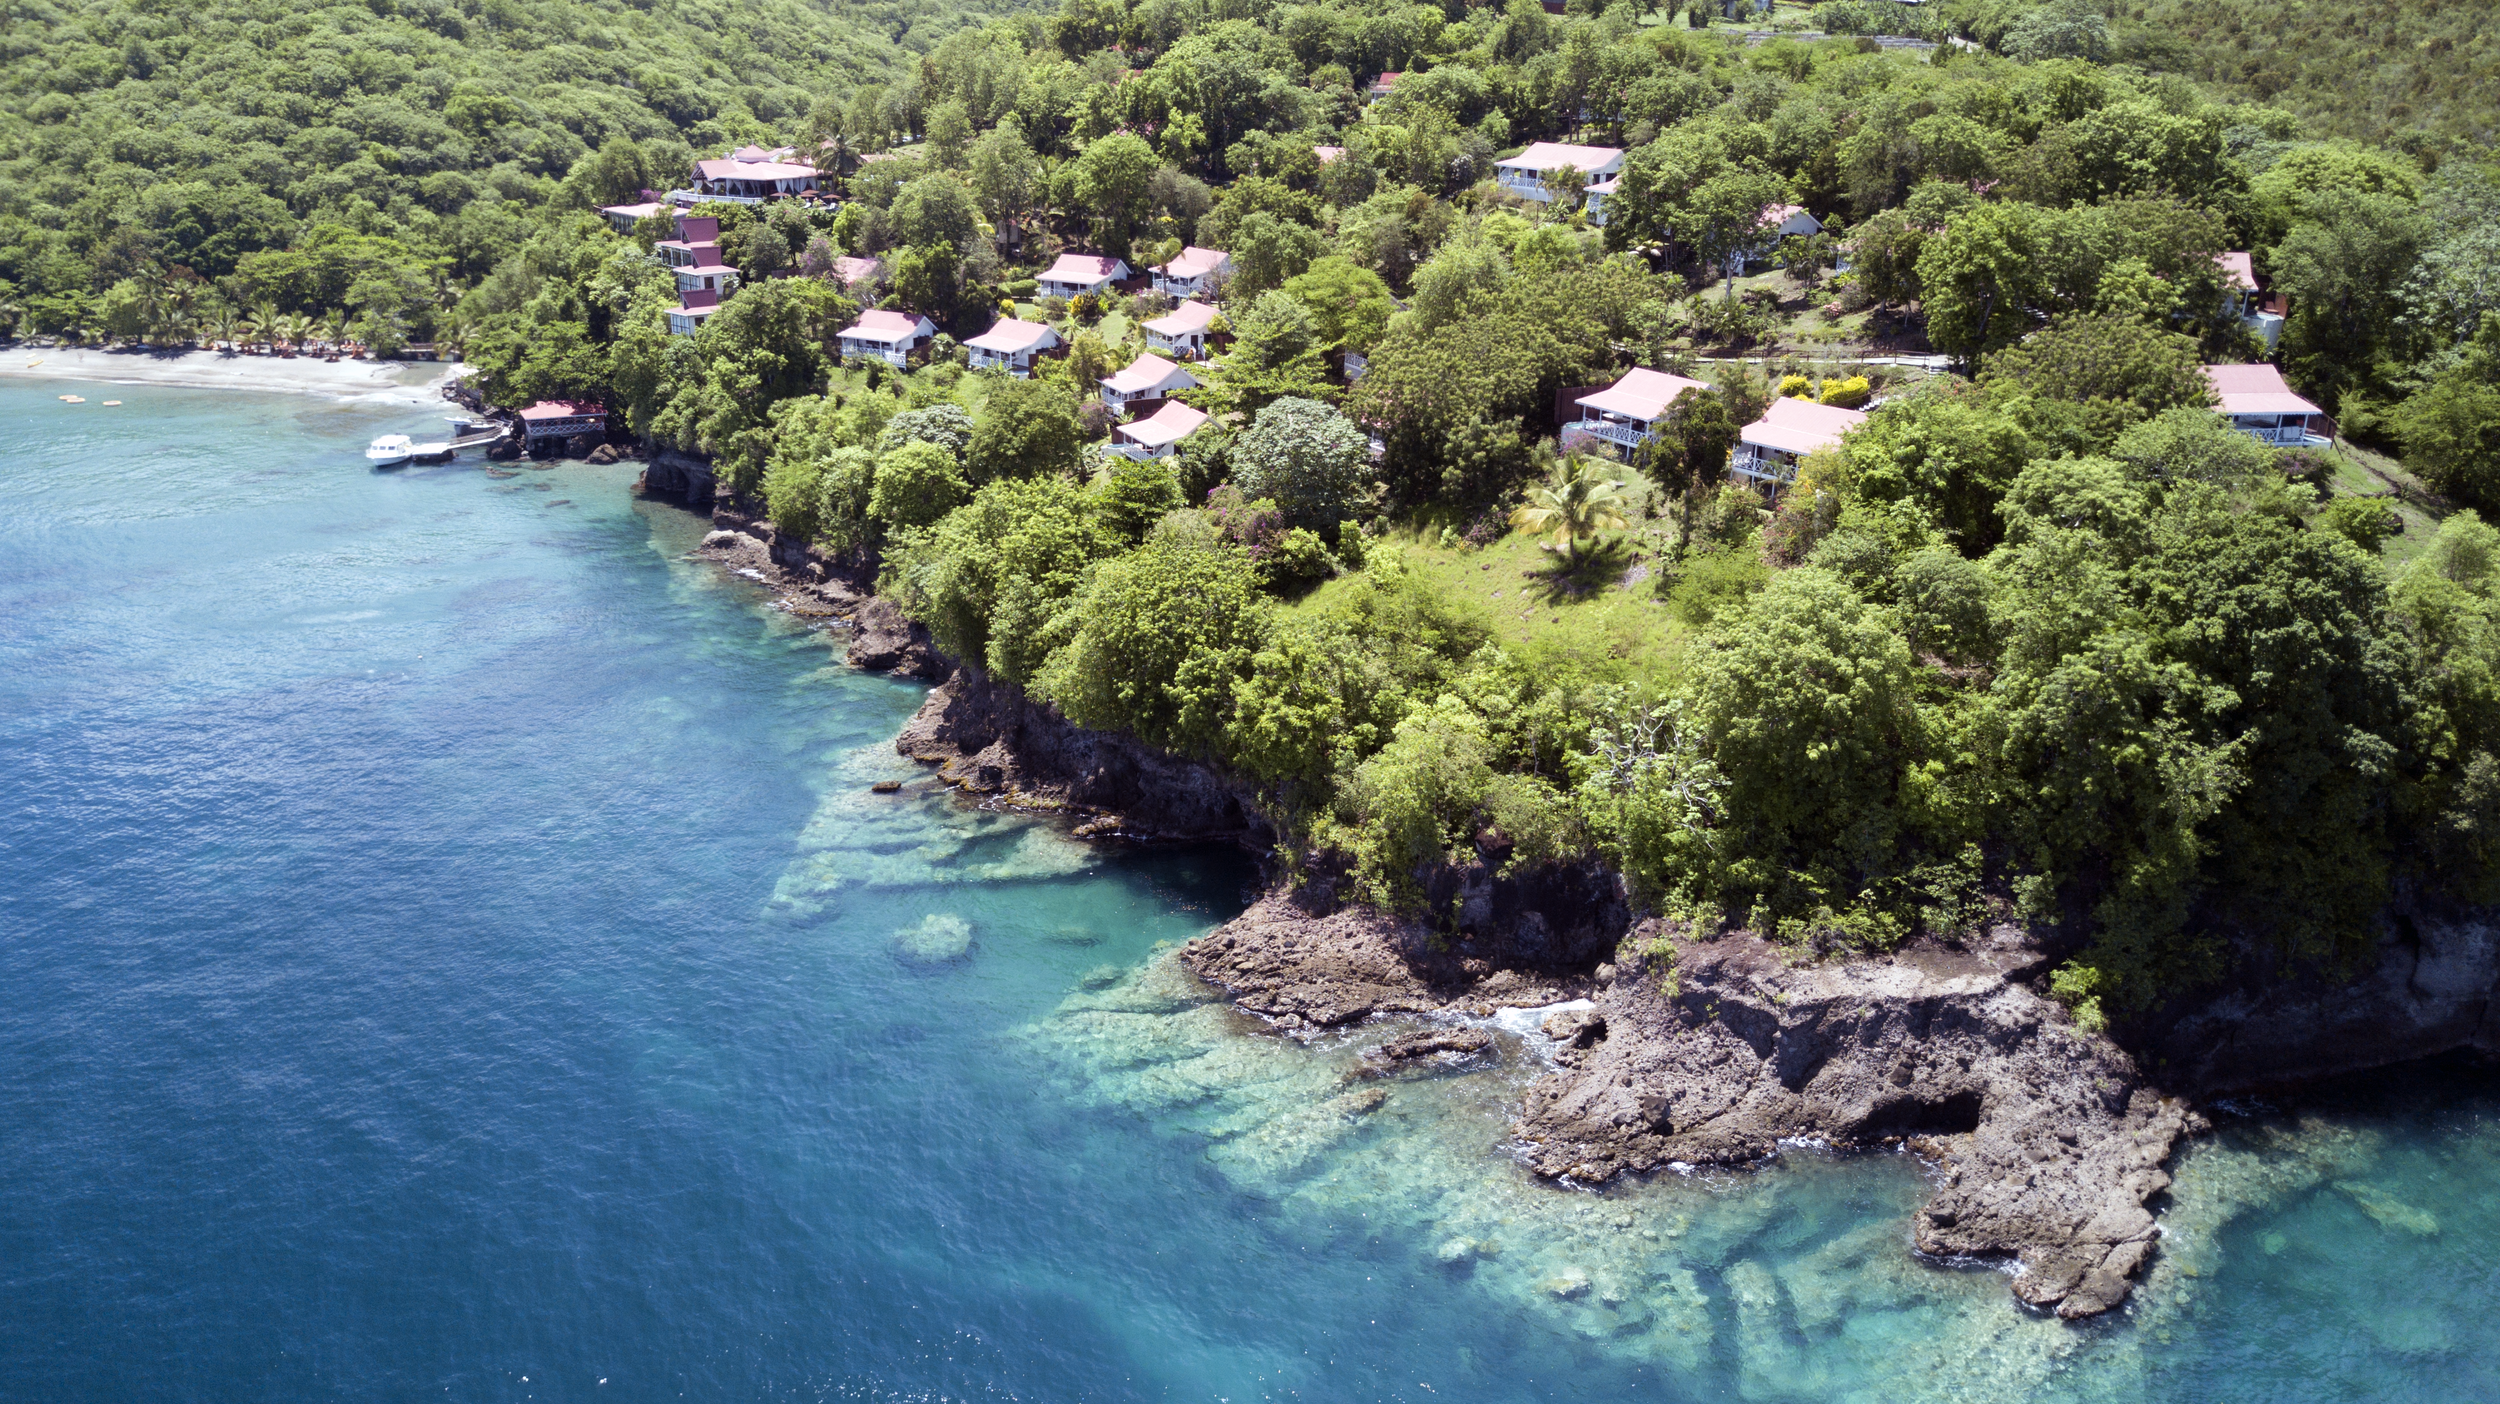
[1573,418,1651,450]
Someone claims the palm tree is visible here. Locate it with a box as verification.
[318,309,347,352]
[278,312,313,353]
[253,302,282,352]
[1510,457,1633,564]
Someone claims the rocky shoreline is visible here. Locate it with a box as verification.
[656,473,2499,1325]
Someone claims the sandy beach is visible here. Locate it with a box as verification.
[0,346,460,406]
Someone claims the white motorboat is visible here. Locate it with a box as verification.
[365,434,415,466]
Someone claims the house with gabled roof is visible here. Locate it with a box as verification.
[837,309,938,368]
[1732,398,1869,485]
[690,147,820,202]
[963,318,1063,376]
[1037,254,1129,300]
[1149,247,1231,298]
[1110,400,1210,460]
[1494,143,1625,205]
[1143,300,1222,361]
[1100,353,1198,415]
[1563,367,1715,458]
[2215,252,2284,349]
[2205,364,2330,447]
[1366,72,1402,103]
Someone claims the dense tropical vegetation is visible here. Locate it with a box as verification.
[6,0,2500,1031]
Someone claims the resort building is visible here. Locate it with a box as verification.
[686,146,820,203]
[1563,367,1715,458]
[657,216,736,293]
[517,400,610,451]
[599,202,671,235]
[963,318,1063,376]
[1109,401,1210,460]
[1366,72,1401,103]
[1494,143,1625,205]
[1731,397,1869,486]
[837,309,938,368]
[665,288,721,337]
[1584,174,1620,227]
[2205,364,2332,447]
[1734,204,1824,270]
[1142,300,1221,361]
[1100,353,1198,415]
[1037,254,1129,300]
[1148,247,1231,298]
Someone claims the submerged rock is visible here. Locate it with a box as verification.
[892,913,974,966]
[2336,1179,2439,1236]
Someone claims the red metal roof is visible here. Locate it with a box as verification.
[518,400,608,420]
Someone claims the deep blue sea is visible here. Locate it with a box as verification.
[2,377,2496,1402]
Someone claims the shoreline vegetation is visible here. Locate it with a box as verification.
[13,0,2497,1331]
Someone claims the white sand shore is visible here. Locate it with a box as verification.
[0,346,460,406]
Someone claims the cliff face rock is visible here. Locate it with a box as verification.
[844,597,945,680]
[1515,932,2192,1320]
[893,666,1274,845]
[1180,895,2191,1319]
[2148,913,2500,1094]
[636,447,716,504]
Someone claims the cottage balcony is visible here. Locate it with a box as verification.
[1572,417,1652,451]
[1728,449,1794,484]
[2229,421,2329,448]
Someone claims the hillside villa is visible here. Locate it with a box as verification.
[684,145,821,204]
[837,309,938,368]
[599,201,671,235]
[1100,353,1198,414]
[1109,400,1210,459]
[1366,72,1401,102]
[963,318,1063,376]
[1494,143,1625,205]
[517,400,610,450]
[1149,247,1232,298]
[664,288,721,337]
[1143,300,1221,360]
[1731,398,1870,486]
[1563,367,1714,458]
[2205,364,2331,447]
[1037,254,1129,300]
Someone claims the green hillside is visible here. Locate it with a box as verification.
[0,0,1011,334]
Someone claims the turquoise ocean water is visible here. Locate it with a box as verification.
[1,378,2495,1401]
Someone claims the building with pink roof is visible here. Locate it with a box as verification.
[963,318,1063,376]
[1100,352,1198,413]
[1110,400,1210,460]
[1366,72,1402,102]
[837,309,938,368]
[1313,145,1347,165]
[1732,398,1869,485]
[1148,246,1232,298]
[2214,252,2284,348]
[689,147,819,201]
[1037,254,1130,300]
[2204,364,2330,446]
[1143,300,1221,360]
[665,288,722,337]
[516,400,610,449]
[1567,367,1715,457]
[1494,143,1625,204]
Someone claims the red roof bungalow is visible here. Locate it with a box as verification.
[2204,364,2330,447]
[1100,352,1199,415]
[1143,299,1221,361]
[1367,71,1402,102]
[1036,254,1130,300]
[517,400,610,446]
[1110,400,1210,460]
[837,309,938,368]
[1733,398,1869,485]
[963,318,1063,376]
[656,216,722,269]
[1564,367,1715,458]
[1148,246,1231,298]
[1493,143,1626,204]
